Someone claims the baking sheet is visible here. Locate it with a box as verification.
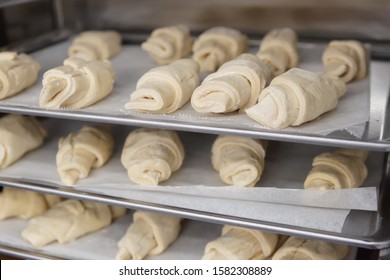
[0,39,370,138]
[0,118,382,233]
[0,212,358,260]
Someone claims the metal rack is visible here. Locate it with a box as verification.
[1,0,390,259]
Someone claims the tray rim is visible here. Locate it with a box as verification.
[0,105,390,151]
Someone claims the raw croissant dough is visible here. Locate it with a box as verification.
[272,236,349,260]
[125,59,200,113]
[39,57,115,109]
[202,225,279,260]
[116,211,182,260]
[211,135,267,187]
[257,28,299,77]
[141,25,193,65]
[322,40,368,83]
[121,128,185,185]
[0,52,40,99]
[0,114,47,169]
[56,125,114,186]
[191,53,271,113]
[246,68,347,129]
[192,27,248,72]
[68,30,122,61]
[21,199,126,248]
[304,148,368,190]
[0,187,61,220]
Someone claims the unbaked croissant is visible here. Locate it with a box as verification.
[0,187,61,220]
[191,54,271,114]
[304,148,368,190]
[68,30,122,61]
[202,225,279,260]
[211,135,267,187]
[121,128,185,186]
[116,211,182,260]
[192,26,248,72]
[141,25,193,65]
[21,199,125,248]
[56,125,114,186]
[0,52,40,100]
[272,236,349,260]
[257,28,299,77]
[246,68,346,129]
[322,40,368,83]
[0,114,47,169]
[39,57,115,109]
[125,59,200,113]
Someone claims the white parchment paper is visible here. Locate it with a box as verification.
[0,40,370,138]
[0,119,382,232]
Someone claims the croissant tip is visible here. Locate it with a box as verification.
[115,248,133,260]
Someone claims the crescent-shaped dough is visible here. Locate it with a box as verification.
[257,28,299,77]
[0,114,47,169]
[125,59,200,113]
[211,135,267,187]
[141,25,193,65]
[191,53,271,113]
[272,236,349,260]
[39,57,115,109]
[246,68,346,129]
[68,30,122,61]
[304,148,368,190]
[322,40,368,83]
[116,211,182,260]
[0,187,61,220]
[56,125,114,186]
[192,26,248,72]
[121,128,185,185]
[21,199,124,248]
[0,52,41,99]
[202,225,279,260]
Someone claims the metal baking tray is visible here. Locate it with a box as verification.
[0,36,390,151]
[0,204,361,260]
[0,118,389,249]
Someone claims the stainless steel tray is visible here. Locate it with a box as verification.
[1,38,390,151]
[0,117,388,249]
[0,198,362,260]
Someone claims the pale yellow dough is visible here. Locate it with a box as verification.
[116,211,182,260]
[304,148,368,190]
[257,28,299,77]
[21,199,126,248]
[193,26,248,72]
[191,53,271,113]
[272,236,349,260]
[39,57,115,109]
[125,59,200,113]
[0,187,61,220]
[322,40,368,83]
[0,114,47,169]
[121,128,185,185]
[0,52,40,100]
[68,30,122,61]
[141,25,193,65]
[246,68,346,129]
[211,135,267,187]
[202,225,279,260]
[56,125,114,186]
